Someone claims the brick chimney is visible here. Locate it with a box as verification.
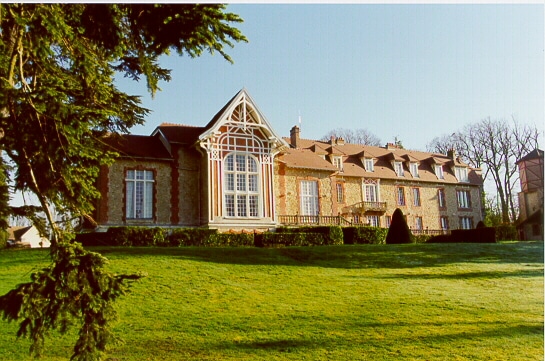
[290,125,300,149]
[447,148,457,160]
[336,137,345,146]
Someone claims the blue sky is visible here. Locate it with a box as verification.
[120,4,544,151]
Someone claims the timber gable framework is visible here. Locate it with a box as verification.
[96,89,484,232]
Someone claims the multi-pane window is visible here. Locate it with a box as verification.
[224,153,260,217]
[333,156,343,170]
[460,217,473,229]
[457,190,471,209]
[385,216,392,228]
[126,170,154,219]
[410,162,419,178]
[394,162,404,177]
[300,180,319,216]
[412,188,421,206]
[440,216,449,230]
[455,167,469,182]
[435,165,444,179]
[336,183,344,203]
[367,215,380,227]
[364,158,374,172]
[438,188,446,208]
[397,187,406,206]
[364,183,378,202]
[415,216,423,230]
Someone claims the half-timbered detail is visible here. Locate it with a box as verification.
[96,89,485,232]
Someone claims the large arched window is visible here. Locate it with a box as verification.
[224,153,260,218]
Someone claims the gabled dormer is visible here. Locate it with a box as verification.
[327,145,345,171]
[427,156,445,180]
[402,154,420,178]
[387,152,405,177]
[447,149,469,182]
[357,150,375,172]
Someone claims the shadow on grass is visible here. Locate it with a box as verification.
[376,268,544,279]
[94,242,544,270]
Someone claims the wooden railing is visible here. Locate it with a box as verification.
[278,215,352,226]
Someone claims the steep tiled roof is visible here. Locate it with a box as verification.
[103,134,172,160]
[278,138,483,185]
[155,123,206,144]
[516,148,544,164]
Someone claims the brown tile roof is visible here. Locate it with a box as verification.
[279,138,483,185]
[103,134,172,160]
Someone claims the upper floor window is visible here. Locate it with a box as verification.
[224,154,260,218]
[364,158,374,172]
[126,169,154,219]
[456,190,471,209]
[410,162,419,177]
[438,188,446,208]
[394,161,404,177]
[435,165,444,179]
[397,187,406,206]
[332,156,343,171]
[412,188,421,206]
[364,183,378,203]
[336,183,344,203]
[455,166,469,182]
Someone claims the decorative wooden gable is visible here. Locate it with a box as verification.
[197,89,288,228]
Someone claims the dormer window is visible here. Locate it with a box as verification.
[332,156,343,171]
[410,162,419,178]
[364,158,374,172]
[394,161,404,177]
[435,165,444,179]
[455,166,468,182]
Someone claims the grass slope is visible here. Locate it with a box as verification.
[0,242,543,361]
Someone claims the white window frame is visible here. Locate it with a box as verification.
[333,156,343,171]
[457,190,471,209]
[397,187,406,206]
[410,162,419,178]
[125,169,154,219]
[455,166,469,182]
[438,188,446,208]
[412,187,421,207]
[336,183,344,203]
[440,216,449,230]
[300,180,319,216]
[364,158,374,172]
[366,215,380,227]
[394,161,404,177]
[385,215,392,228]
[415,216,423,230]
[224,153,261,218]
[364,183,378,202]
[435,165,444,179]
[460,217,473,229]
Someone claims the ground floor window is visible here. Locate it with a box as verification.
[224,153,260,218]
[300,180,319,216]
[415,216,423,230]
[126,169,154,219]
[459,216,473,229]
[385,215,392,228]
[366,215,380,227]
[440,216,449,230]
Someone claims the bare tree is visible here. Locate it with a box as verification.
[427,117,540,223]
[321,128,381,146]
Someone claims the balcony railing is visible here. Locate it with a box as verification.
[411,229,451,236]
[278,215,352,226]
[342,201,387,214]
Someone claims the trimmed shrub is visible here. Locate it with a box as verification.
[426,234,453,243]
[495,224,518,241]
[413,234,433,244]
[106,227,167,246]
[255,232,325,247]
[75,231,112,246]
[208,232,255,247]
[168,228,219,246]
[476,221,486,229]
[386,208,413,244]
[451,227,496,243]
[275,226,343,245]
[342,226,387,244]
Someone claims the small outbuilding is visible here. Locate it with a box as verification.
[7,225,51,248]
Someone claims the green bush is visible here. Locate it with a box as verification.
[255,232,325,247]
[208,232,255,247]
[276,226,343,245]
[168,228,219,246]
[426,235,453,243]
[450,228,496,243]
[0,229,8,248]
[495,224,518,241]
[106,227,167,246]
[413,234,433,244]
[386,208,413,244]
[342,227,387,244]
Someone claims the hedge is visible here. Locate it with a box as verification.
[495,224,518,241]
[427,227,496,243]
[342,226,387,244]
[275,226,343,245]
[167,228,219,246]
[255,232,325,247]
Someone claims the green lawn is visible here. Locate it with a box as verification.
[0,242,543,361]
